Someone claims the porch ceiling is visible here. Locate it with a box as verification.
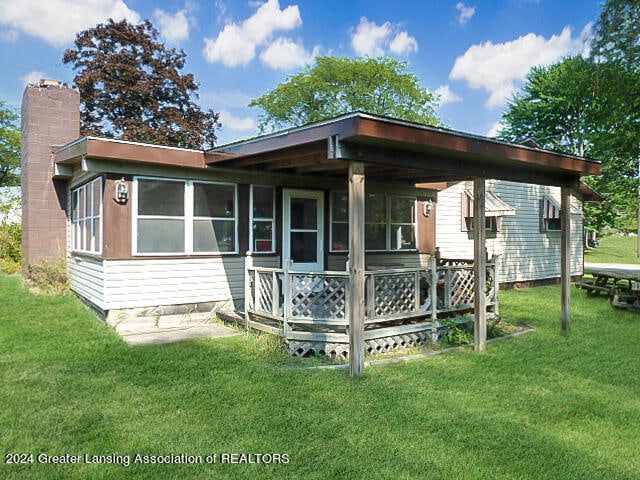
[208,113,601,187]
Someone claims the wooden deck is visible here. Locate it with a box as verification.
[244,256,500,357]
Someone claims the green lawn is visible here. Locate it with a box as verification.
[585,234,640,264]
[1,273,639,479]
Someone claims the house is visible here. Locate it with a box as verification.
[434,179,602,286]
[21,80,600,374]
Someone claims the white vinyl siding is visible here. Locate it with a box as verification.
[102,258,245,310]
[68,256,105,308]
[436,180,584,284]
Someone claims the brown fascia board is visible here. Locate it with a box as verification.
[54,137,207,169]
[350,116,602,177]
[211,113,601,178]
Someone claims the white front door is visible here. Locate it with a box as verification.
[283,189,324,271]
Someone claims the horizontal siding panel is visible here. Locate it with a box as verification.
[103,257,245,309]
[68,256,105,308]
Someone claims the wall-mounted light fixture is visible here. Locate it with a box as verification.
[115,178,129,204]
[423,199,434,217]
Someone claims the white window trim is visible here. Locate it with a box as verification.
[330,191,418,252]
[71,177,103,255]
[250,185,276,253]
[132,176,238,256]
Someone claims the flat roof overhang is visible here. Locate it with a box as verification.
[208,113,601,187]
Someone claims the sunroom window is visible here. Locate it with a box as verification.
[250,185,275,252]
[134,177,237,255]
[330,192,416,251]
[71,177,102,254]
[136,179,185,253]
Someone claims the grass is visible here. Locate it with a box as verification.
[1,273,640,479]
[585,234,640,264]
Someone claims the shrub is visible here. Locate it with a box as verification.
[0,221,22,273]
[25,258,70,295]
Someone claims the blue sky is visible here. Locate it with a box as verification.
[0,0,600,145]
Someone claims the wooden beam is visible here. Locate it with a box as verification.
[348,161,366,378]
[473,177,487,352]
[561,186,571,333]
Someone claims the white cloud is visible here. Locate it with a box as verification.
[20,70,48,86]
[220,110,256,131]
[450,26,582,108]
[203,0,302,67]
[351,17,392,56]
[0,0,140,46]
[154,8,190,43]
[456,3,476,26]
[486,121,503,138]
[389,31,418,55]
[351,17,418,57]
[434,85,462,105]
[259,37,318,70]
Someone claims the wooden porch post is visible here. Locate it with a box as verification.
[348,161,366,377]
[561,186,571,333]
[473,177,487,352]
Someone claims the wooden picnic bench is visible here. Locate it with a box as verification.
[578,268,640,310]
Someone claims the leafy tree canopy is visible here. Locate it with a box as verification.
[249,56,441,133]
[63,19,220,150]
[0,101,21,187]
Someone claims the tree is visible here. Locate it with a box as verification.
[0,101,21,187]
[499,56,600,157]
[249,56,440,133]
[63,19,220,150]
[590,0,640,243]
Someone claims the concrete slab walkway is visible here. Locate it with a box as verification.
[110,312,241,346]
[122,323,240,346]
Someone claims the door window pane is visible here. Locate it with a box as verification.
[291,198,317,229]
[138,180,184,216]
[291,232,317,263]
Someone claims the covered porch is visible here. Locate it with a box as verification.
[211,112,601,377]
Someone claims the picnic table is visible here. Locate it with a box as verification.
[578,265,640,310]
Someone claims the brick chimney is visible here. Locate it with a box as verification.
[21,80,80,270]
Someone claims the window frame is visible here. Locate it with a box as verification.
[132,176,238,256]
[249,185,276,253]
[70,177,103,255]
[541,195,562,233]
[329,191,417,252]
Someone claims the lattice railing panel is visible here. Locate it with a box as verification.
[449,268,475,308]
[290,275,347,320]
[372,273,416,317]
[255,271,274,314]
